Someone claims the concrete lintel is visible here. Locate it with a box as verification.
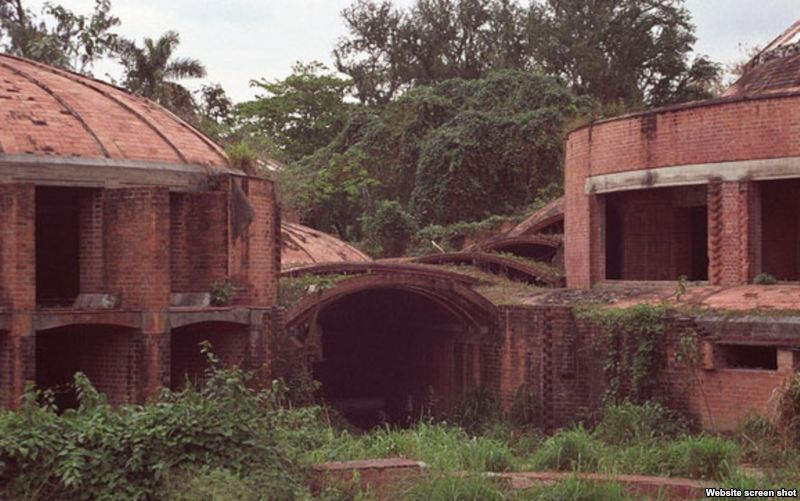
[585,156,800,194]
[33,309,142,331]
[0,154,239,191]
[697,313,800,346]
[168,307,251,329]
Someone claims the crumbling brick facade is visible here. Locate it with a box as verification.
[0,54,281,410]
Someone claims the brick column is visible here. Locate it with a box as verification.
[0,184,36,409]
[229,178,279,306]
[139,311,169,401]
[79,189,105,293]
[104,188,171,401]
[708,180,753,286]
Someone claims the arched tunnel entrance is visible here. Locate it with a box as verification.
[285,268,498,429]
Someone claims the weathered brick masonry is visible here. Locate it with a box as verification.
[0,54,281,409]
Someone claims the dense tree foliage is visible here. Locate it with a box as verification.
[236,62,352,162]
[529,0,721,107]
[282,70,576,246]
[335,0,720,107]
[0,0,121,73]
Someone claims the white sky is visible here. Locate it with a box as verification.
[21,0,800,102]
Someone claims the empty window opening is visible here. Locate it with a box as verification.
[35,325,136,409]
[36,187,82,307]
[760,179,800,281]
[605,186,708,281]
[170,322,248,390]
[312,288,475,428]
[716,344,777,371]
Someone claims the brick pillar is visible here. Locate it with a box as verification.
[708,180,752,286]
[0,184,36,409]
[103,187,170,308]
[79,189,105,293]
[139,311,169,401]
[229,178,279,306]
[103,188,171,402]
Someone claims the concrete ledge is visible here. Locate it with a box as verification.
[585,156,800,194]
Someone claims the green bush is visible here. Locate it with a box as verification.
[447,386,504,435]
[779,373,800,445]
[360,200,417,257]
[593,401,689,446]
[0,357,325,500]
[662,435,739,480]
[530,427,606,472]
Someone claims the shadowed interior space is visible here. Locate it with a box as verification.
[312,288,474,428]
[605,186,708,281]
[35,325,137,409]
[170,322,249,390]
[36,187,83,307]
[760,179,800,281]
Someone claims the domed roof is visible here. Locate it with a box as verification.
[0,54,229,168]
[281,222,371,269]
[724,20,800,97]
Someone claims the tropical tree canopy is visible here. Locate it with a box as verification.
[282,70,577,241]
[334,0,720,107]
[117,30,206,116]
[0,0,121,74]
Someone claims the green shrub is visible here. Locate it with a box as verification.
[0,357,324,500]
[156,467,257,501]
[530,427,606,472]
[753,272,778,285]
[593,401,689,446]
[448,386,504,435]
[360,200,418,257]
[662,435,739,480]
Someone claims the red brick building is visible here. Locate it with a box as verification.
[0,54,280,409]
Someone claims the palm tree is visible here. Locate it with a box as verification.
[117,30,206,116]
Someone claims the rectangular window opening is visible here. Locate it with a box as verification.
[35,187,82,307]
[716,344,777,371]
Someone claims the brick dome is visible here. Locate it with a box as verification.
[0,54,230,169]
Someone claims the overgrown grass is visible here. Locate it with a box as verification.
[310,421,518,473]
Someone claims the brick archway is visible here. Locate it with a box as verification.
[282,265,498,427]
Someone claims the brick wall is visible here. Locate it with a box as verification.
[229,177,279,306]
[0,331,9,408]
[170,191,229,292]
[103,188,170,309]
[35,325,138,407]
[496,306,602,429]
[707,181,753,286]
[79,189,105,294]
[565,94,800,288]
[0,184,35,309]
[170,322,249,389]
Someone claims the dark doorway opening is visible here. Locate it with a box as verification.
[312,288,471,428]
[170,322,249,390]
[35,325,135,409]
[760,179,800,281]
[604,186,707,281]
[36,187,81,307]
